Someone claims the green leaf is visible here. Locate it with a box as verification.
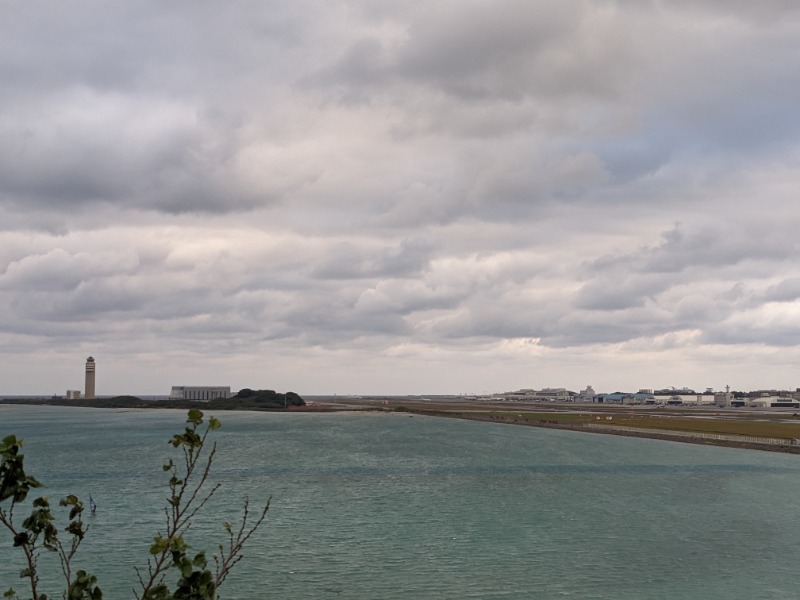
[170,535,188,553]
[149,536,168,555]
[192,552,208,568]
[63,494,79,505]
[181,560,193,578]
[186,409,204,425]
[1,434,20,448]
[66,520,86,538]
[208,417,221,430]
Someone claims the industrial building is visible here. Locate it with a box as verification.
[170,386,231,401]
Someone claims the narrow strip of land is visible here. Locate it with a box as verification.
[335,397,800,454]
[6,395,800,454]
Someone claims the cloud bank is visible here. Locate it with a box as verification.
[2,0,800,394]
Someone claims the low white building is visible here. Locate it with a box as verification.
[749,396,800,408]
[170,386,231,401]
[502,388,575,402]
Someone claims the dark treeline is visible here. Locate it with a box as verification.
[0,389,305,411]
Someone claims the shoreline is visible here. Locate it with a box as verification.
[5,397,800,454]
[398,407,800,455]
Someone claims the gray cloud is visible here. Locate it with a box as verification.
[2,1,800,394]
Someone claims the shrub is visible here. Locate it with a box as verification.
[0,410,269,600]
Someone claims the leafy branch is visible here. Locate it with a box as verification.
[2,410,270,600]
[134,409,269,600]
[214,497,270,588]
[0,435,100,600]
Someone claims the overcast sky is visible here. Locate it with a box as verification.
[2,0,800,396]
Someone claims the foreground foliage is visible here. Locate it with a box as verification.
[0,410,269,600]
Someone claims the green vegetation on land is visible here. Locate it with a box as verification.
[485,411,800,439]
[0,390,306,411]
[225,389,305,409]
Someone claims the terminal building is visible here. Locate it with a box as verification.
[170,386,231,401]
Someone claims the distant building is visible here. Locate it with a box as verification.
[715,385,733,407]
[170,386,231,401]
[594,391,655,405]
[750,396,800,408]
[85,357,96,400]
[537,388,573,401]
[519,388,574,401]
[66,390,81,400]
[501,388,576,402]
[654,387,695,395]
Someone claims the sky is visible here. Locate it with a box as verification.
[2,0,800,396]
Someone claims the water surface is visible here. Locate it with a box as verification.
[2,405,799,599]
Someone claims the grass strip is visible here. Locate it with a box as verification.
[502,412,800,439]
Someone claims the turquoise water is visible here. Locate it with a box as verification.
[2,405,800,599]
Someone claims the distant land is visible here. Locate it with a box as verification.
[0,389,307,411]
[6,392,800,455]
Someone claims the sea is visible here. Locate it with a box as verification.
[2,404,800,599]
